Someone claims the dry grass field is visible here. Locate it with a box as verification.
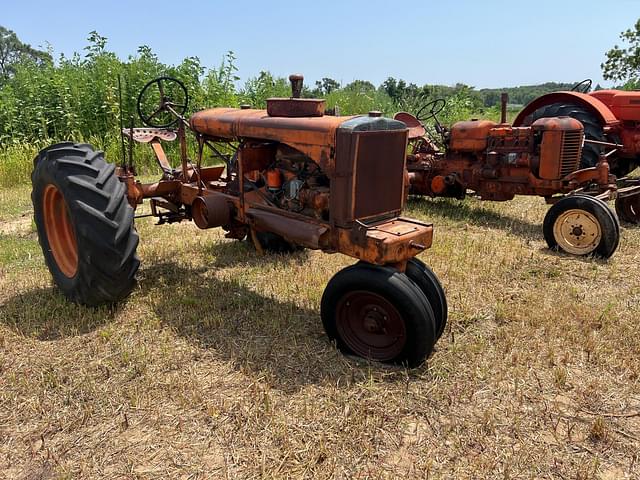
[1,182,639,479]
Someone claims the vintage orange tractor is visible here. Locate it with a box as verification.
[513,79,640,222]
[394,94,640,258]
[31,74,446,366]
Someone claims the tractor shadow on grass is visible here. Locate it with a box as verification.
[205,237,312,269]
[407,196,542,240]
[0,286,117,340]
[138,261,411,393]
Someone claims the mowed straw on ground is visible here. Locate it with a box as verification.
[1,183,639,479]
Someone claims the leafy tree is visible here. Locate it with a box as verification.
[602,19,640,88]
[0,25,51,81]
[314,77,340,95]
[345,80,375,92]
[381,77,419,103]
[241,71,290,108]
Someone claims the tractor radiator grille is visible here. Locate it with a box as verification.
[560,130,583,176]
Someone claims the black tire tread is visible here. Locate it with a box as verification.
[321,262,437,367]
[32,142,140,306]
[542,194,619,258]
[405,258,448,339]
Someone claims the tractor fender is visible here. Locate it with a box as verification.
[513,92,620,128]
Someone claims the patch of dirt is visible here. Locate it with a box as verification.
[0,214,33,237]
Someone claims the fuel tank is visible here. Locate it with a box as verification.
[448,120,498,152]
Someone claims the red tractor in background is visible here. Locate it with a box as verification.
[514,79,640,177]
[513,79,640,224]
[395,91,640,259]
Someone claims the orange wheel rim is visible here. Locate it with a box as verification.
[43,184,78,278]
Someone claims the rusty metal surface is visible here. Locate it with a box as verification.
[190,108,358,171]
[119,72,438,270]
[331,123,408,227]
[289,74,304,98]
[150,140,172,174]
[246,208,328,249]
[394,112,426,138]
[335,290,407,361]
[402,113,618,202]
[514,89,640,167]
[500,93,508,124]
[449,120,498,151]
[192,193,232,229]
[353,130,407,220]
[266,98,326,117]
[533,118,583,180]
[335,217,433,265]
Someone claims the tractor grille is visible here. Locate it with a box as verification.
[353,130,406,220]
[332,117,408,226]
[560,130,583,176]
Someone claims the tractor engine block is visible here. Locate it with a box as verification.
[263,146,330,220]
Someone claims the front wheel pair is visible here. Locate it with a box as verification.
[321,259,446,367]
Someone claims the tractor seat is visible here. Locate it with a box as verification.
[394,112,426,139]
[122,128,177,143]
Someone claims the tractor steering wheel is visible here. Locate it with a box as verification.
[571,79,592,93]
[415,98,446,122]
[137,76,189,128]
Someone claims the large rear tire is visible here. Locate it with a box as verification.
[615,194,640,224]
[525,103,634,177]
[32,142,140,306]
[321,263,437,367]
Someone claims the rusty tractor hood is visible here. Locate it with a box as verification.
[190,108,407,168]
[190,108,355,162]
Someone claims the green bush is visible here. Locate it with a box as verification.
[0,31,488,185]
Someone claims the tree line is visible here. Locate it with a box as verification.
[0,19,638,147]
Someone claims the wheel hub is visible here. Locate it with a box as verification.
[362,307,388,334]
[337,291,406,361]
[553,208,601,255]
[571,225,584,237]
[42,184,78,278]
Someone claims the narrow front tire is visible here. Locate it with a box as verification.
[543,195,619,258]
[321,263,437,367]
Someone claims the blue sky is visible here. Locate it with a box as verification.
[2,0,637,88]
